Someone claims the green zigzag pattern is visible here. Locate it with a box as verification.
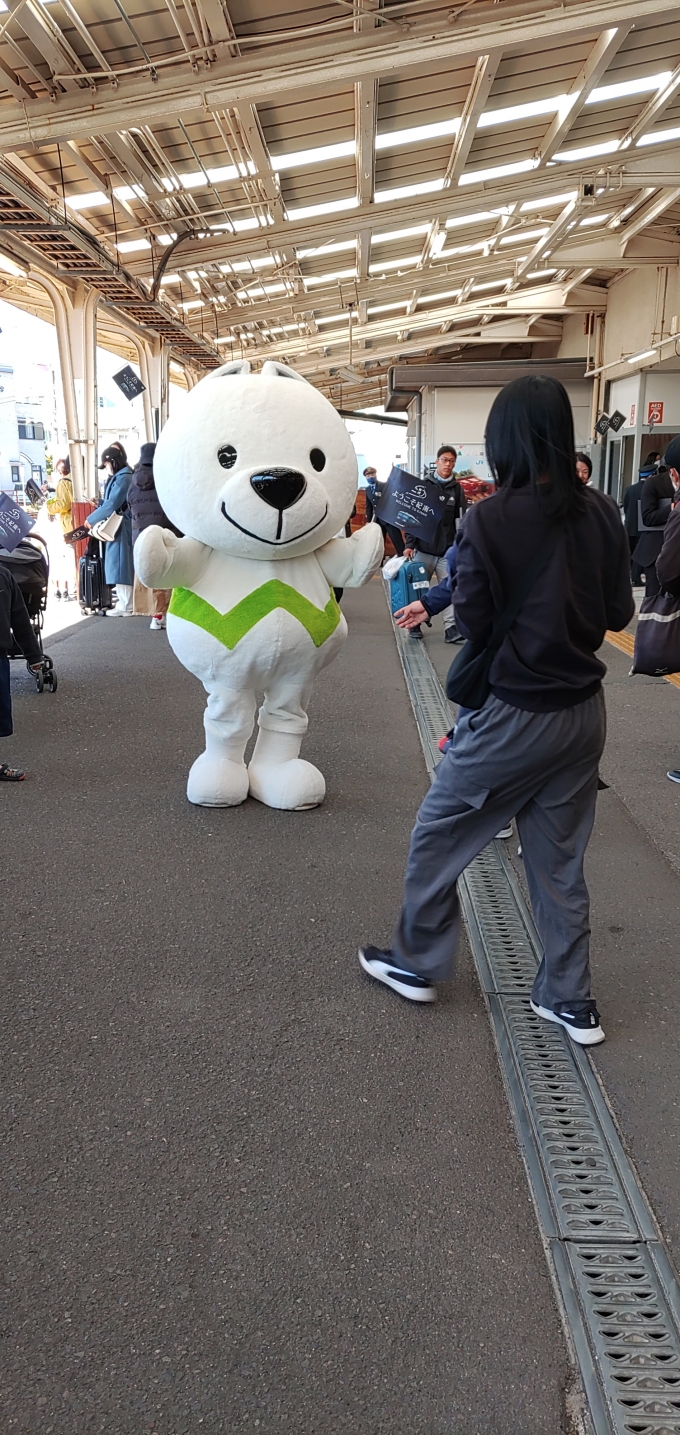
[169,580,342,650]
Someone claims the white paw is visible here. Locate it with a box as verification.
[186,751,249,807]
[248,758,325,810]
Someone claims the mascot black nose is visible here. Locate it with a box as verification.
[250,468,307,511]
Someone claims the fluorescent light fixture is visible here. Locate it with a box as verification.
[368,254,420,273]
[375,118,460,150]
[304,268,358,286]
[553,139,620,162]
[286,196,359,221]
[478,96,564,128]
[579,213,610,227]
[371,225,430,245]
[374,178,445,204]
[637,125,680,147]
[627,348,657,363]
[587,71,672,104]
[270,141,355,171]
[499,227,549,246]
[64,190,109,210]
[520,191,577,212]
[297,239,358,258]
[459,158,538,186]
[116,238,151,252]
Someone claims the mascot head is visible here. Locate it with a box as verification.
[154,360,358,559]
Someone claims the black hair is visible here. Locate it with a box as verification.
[437,443,457,460]
[100,445,127,474]
[664,437,680,472]
[575,450,592,478]
[645,451,660,463]
[485,375,583,521]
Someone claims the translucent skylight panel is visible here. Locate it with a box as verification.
[445,208,512,229]
[368,254,421,273]
[270,141,356,171]
[520,192,577,212]
[285,196,359,221]
[477,96,565,128]
[374,179,445,204]
[304,268,358,286]
[116,239,151,252]
[498,227,550,246]
[296,240,358,258]
[587,71,672,104]
[459,158,538,185]
[371,226,430,245]
[553,139,621,162]
[637,126,680,147]
[65,191,109,210]
[375,118,460,150]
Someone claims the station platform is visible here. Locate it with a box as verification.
[2,580,680,1435]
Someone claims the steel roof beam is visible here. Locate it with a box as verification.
[618,186,680,245]
[444,52,501,188]
[620,60,680,149]
[1,0,678,150]
[536,26,630,165]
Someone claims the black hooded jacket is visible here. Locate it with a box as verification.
[127,443,181,547]
[404,475,467,556]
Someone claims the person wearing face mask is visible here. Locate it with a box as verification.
[402,443,467,643]
[632,444,675,598]
[85,445,135,615]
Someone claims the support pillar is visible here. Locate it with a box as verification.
[139,336,170,438]
[32,275,98,502]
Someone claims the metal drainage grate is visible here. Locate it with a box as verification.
[387,584,680,1435]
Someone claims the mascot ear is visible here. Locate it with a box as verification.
[261,361,309,384]
[208,359,252,379]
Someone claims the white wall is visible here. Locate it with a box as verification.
[423,379,593,462]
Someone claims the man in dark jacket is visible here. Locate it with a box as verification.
[0,564,43,780]
[127,442,182,630]
[622,471,648,585]
[402,443,467,642]
[633,443,676,597]
[655,461,680,786]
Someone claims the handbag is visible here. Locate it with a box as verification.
[632,590,680,675]
[445,525,562,710]
[90,510,123,543]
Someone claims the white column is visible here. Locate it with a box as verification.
[31,276,98,500]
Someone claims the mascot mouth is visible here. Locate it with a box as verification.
[220,501,329,545]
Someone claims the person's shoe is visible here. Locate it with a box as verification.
[409,626,423,640]
[495,823,513,840]
[444,626,457,644]
[530,998,605,1046]
[150,615,166,630]
[359,947,436,1003]
[108,606,132,617]
[667,769,680,784]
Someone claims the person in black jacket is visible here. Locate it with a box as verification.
[127,442,181,630]
[623,468,651,585]
[632,444,676,597]
[655,459,680,785]
[360,376,633,1046]
[402,443,467,642]
[0,565,43,780]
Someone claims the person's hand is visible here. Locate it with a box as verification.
[403,547,415,559]
[394,601,427,629]
[28,662,43,673]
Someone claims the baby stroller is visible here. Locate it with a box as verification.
[0,533,57,692]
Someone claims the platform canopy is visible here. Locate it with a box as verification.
[1,0,680,405]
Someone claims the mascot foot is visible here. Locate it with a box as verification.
[248,729,325,810]
[187,751,249,807]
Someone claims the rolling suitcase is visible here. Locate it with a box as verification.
[389,557,430,614]
[78,538,113,614]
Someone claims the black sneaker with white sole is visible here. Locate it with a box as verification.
[530,998,605,1045]
[359,946,436,1003]
[667,769,680,784]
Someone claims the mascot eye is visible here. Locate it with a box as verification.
[310,448,326,472]
[218,444,237,469]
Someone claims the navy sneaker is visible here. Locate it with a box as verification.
[667,769,680,784]
[408,626,423,640]
[530,998,605,1046]
[359,947,436,1003]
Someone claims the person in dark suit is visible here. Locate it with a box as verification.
[633,441,676,597]
[623,472,648,585]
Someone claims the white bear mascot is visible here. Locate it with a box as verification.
[134,359,383,810]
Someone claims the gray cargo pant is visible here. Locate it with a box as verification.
[392,690,606,1008]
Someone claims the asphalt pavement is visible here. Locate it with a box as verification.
[1,582,570,1435]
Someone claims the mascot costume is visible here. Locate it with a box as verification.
[134,359,383,810]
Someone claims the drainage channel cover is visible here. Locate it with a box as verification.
[387,589,680,1435]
